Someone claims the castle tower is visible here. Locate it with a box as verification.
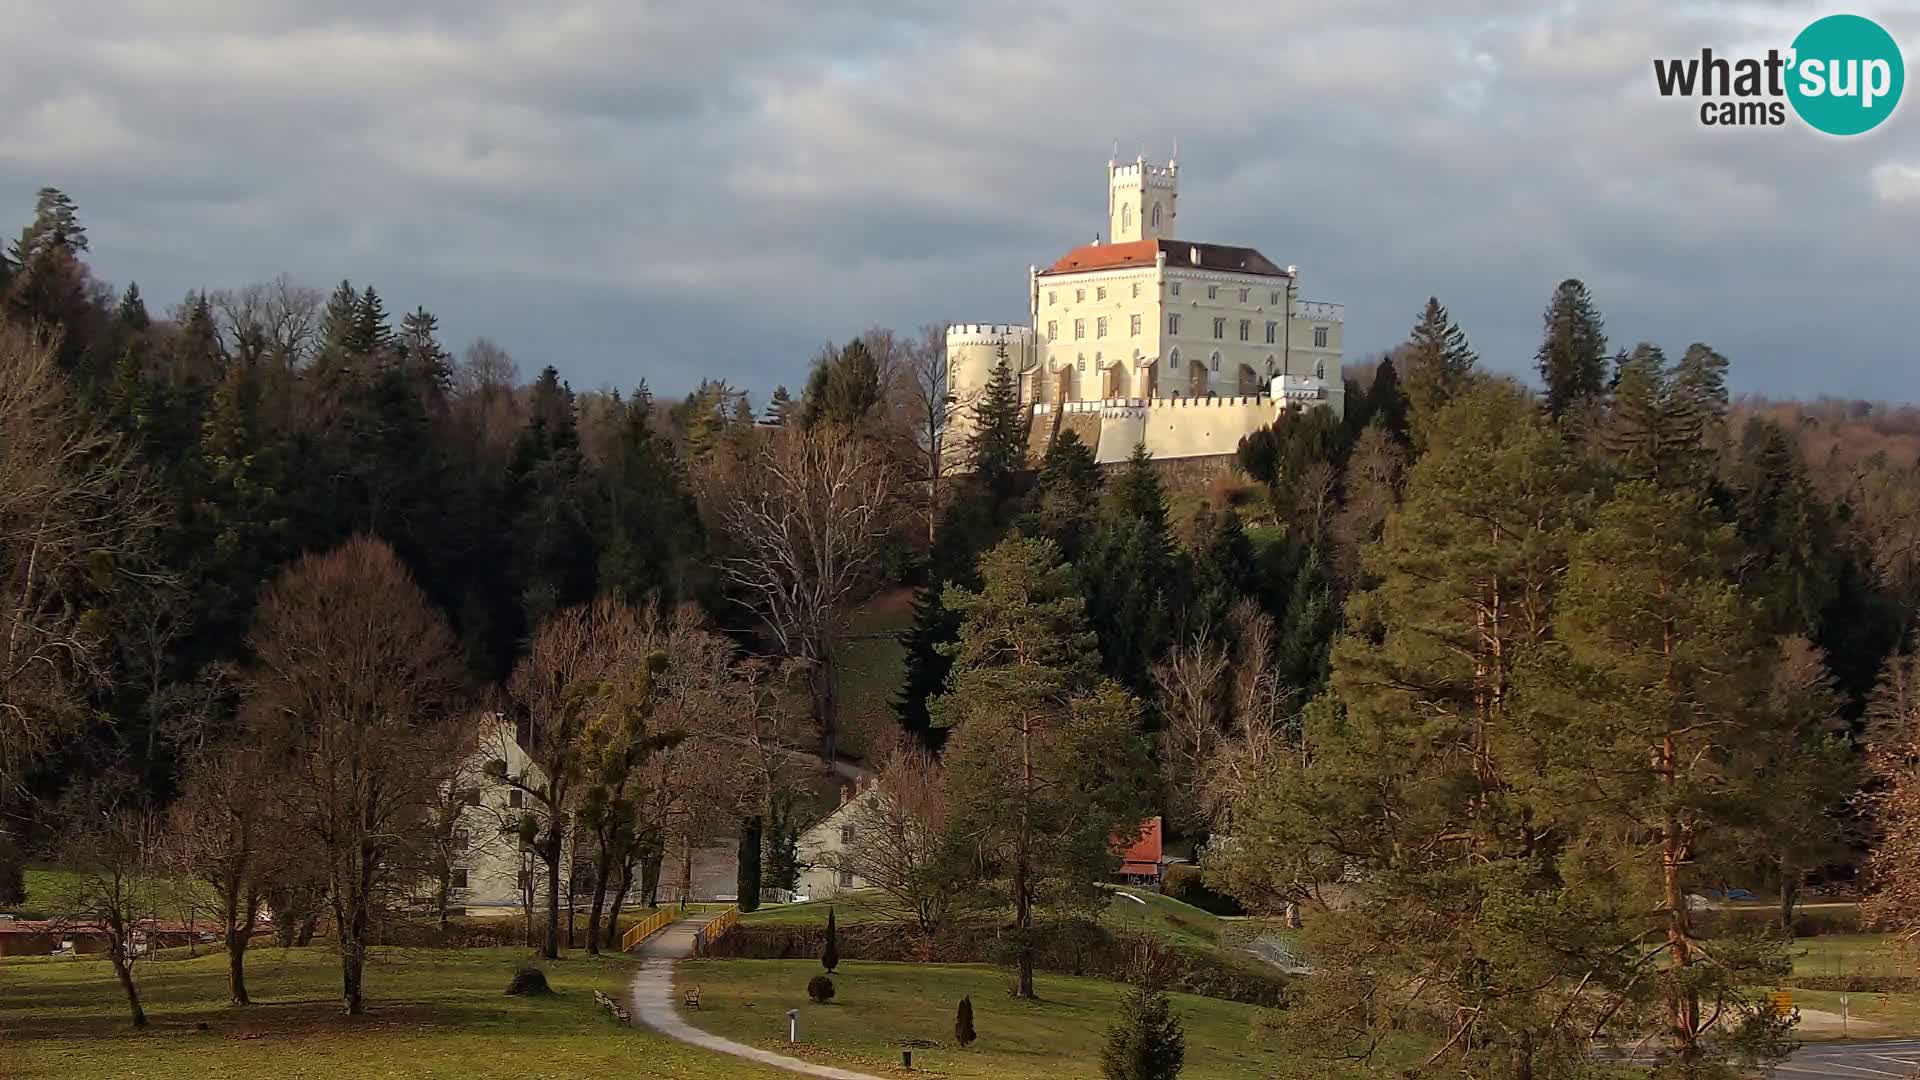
[1107,155,1177,243]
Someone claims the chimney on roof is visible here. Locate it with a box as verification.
[1189,246,1201,266]
[1092,233,1101,247]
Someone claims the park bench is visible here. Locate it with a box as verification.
[682,985,701,1010]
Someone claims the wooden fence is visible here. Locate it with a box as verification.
[619,907,677,953]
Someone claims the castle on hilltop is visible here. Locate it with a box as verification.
[946,156,1345,466]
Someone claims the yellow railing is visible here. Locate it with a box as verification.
[620,907,676,953]
[693,906,739,956]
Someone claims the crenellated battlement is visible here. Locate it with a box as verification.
[1296,301,1344,322]
[947,322,1036,345]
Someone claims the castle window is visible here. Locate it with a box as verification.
[1314,359,1327,379]
[1047,320,1058,341]
[1212,317,1225,339]
[1209,352,1221,372]
[1130,314,1142,336]
[1169,348,1180,369]
[1151,204,1162,228]
[1270,290,1281,306]
[1076,288,1085,303]
[1122,204,1132,232]
[1130,282,1140,298]
[1239,288,1250,303]
[1207,285,1218,300]
[1170,282,1181,297]
[1168,314,1180,335]
[1074,319,1085,340]
[1077,355,1086,372]
[1048,290,1056,305]
[451,868,468,890]
[1239,319,1251,342]
[1314,325,1329,348]
[1096,286,1106,301]
[1096,316,1108,338]
[1265,321,1278,344]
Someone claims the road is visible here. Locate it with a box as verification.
[1777,1039,1920,1079]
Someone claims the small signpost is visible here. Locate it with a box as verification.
[1841,994,1850,1036]
[787,1008,799,1043]
[1767,990,1794,1016]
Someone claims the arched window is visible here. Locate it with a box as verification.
[1265,357,1277,376]
[1077,354,1086,372]
[1209,351,1221,372]
[1168,348,1180,369]
[1314,359,1326,379]
[1151,204,1162,228]
[1122,204,1133,232]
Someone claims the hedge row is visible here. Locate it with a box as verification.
[702,918,1289,1007]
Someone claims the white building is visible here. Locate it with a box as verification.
[793,782,883,901]
[947,156,1345,465]
[441,717,570,912]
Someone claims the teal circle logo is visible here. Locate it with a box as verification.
[1787,14,1904,135]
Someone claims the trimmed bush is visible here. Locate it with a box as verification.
[955,994,976,1047]
[505,964,551,996]
[807,974,836,1003]
[822,907,840,973]
[1102,985,1185,1079]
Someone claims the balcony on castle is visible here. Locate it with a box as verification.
[1272,374,1331,403]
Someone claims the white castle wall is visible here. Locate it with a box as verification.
[1039,395,1277,464]
[946,323,1039,446]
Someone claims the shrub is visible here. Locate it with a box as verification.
[807,974,836,1003]
[505,964,551,996]
[1102,985,1185,1079]
[1159,865,1244,917]
[822,907,840,973]
[955,995,976,1047]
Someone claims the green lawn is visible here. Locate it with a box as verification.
[10,864,217,922]
[0,946,788,1079]
[1789,933,1911,981]
[674,957,1289,1079]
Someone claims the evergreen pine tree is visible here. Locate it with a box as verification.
[1365,355,1409,445]
[1400,297,1477,446]
[1186,507,1257,633]
[1081,446,1184,694]
[768,385,796,426]
[1101,985,1186,1080]
[399,306,453,398]
[597,393,705,607]
[1023,427,1103,559]
[13,187,88,260]
[1534,278,1609,419]
[822,907,840,973]
[346,286,392,357]
[801,340,883,428]
[969,354,1026,507]
[955,995,977,1047]
[116,282,149,331]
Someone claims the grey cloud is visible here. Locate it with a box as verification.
[0,0,1914,401]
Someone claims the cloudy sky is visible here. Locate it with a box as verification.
[2,0,1915,400]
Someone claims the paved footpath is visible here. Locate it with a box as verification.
[628,918,885,1080]
[1775,1038,1920,1079]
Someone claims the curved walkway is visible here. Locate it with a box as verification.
[628,919,885,1080]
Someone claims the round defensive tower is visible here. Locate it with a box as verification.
[945,322,1039,444]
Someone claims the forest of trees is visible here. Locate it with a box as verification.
[9,186,1920,1074]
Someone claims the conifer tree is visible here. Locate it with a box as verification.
[822,907,840,973]
[1101,985,1186,1080]
[1186,507,1257,634]
[1081,446,1183,694]
[1023,428,1102,559]
[1534,278,1609,419]
[801,339,883,429]
[1365,356,1409,445]
[1400,297,1478,446]
[1600,343,1727,488]
[597,393,704,607]
[934,538,1153,998]
[346,286,391,357]
[955,995,977,1047]
[767,385,796,426]
[969,355,1026,507]
[116,282,149,332]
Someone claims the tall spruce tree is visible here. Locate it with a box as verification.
[1534,278,1609,420]
[1400,297,1478,447]
[597,392,704,607]
[969,354,1026,508]
[801,339,883,429]
[1080,446,1183,694]
[1023,428,1102,559]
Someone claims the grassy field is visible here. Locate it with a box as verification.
[1789,933,1910,981]
[0,946,788,1079]
[674,957,1292,1079]
[8,864,217,923]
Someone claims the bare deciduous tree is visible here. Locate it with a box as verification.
[166,740,278,1005]
[715,425,897,761]
[248,536,468,1015]
[831,747,960,932]
[53,788,161,1027]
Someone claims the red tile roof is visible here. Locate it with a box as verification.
[1115,815,1163,875]
[1041,240,1292,278]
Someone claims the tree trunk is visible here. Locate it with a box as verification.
[605,858,635,950]
[295,910,319,947]
[227,931,251,1006]
[109,939,147,1028]
[642,851,663,908]
[543,837,562,960]
[1014,710,1035,1000]
[586,847,613,956]
[1779,870,1800,934]
[812,646,840,764]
